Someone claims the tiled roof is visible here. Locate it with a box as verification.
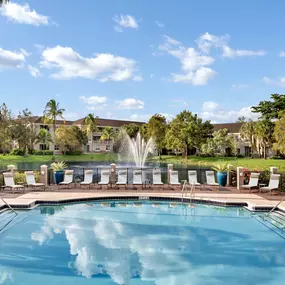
[74,117,144,127]
[33,117,74,125]
[212,122,243,133]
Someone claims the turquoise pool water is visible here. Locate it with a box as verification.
[0,202,285,284]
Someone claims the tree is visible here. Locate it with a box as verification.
[0,0,9,6]
[255,120,274,158]
[212,128,232,156]
[251,94,285,120]
[35,128,53,149]
[123,123,140,138]
[229,134,240,157]
[239,120,256,156]
[55,126,78,154]
[71,125,88,147]
[166,110,213,158]
[236,116,246,123]
[82,113,98,152]
[43,99,65,144]
[0,103,13,154]
[147,114,167,158]
[273,112,285,155]
[100,126,116,142]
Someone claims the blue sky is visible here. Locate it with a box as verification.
[0,0,285,123]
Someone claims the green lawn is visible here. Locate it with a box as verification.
[150,155,285,172]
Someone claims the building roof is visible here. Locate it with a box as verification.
[33,116,74,125]
[212,122,243,133]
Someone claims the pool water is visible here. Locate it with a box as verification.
[0,202,285,285]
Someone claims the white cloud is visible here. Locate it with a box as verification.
[80,96,108,110]
[0,48,27,69]
[117,98,144,110]
[200,101,259,123]
[231,83,249,89]
[263,76,285,87]
[222,46,266,58]
[155,21,164,28]
[279,51,285,57]
[40,46,140,81]
[28,65,41,77]
[197,32,266,58]
[0,3,50,26]
[113,14,139,31]
[133,75,143,81]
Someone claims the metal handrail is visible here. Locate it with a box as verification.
[181,180,195,204]
[0,196,18,216]
[266,196,285,217]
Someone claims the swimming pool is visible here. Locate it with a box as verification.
[0,201,285,285]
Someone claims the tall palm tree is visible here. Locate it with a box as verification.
[255,120,274,158]
[35,128,53,149]
[82,113,98,152]
[239,120,256,157]
[43,99,65,141]
[100,126,116,142]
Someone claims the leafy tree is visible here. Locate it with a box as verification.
[55,126,78,154]
[139,124,149,141]
[71,125,88,146]
[236,116,246,123]
[201,138,216,156]
[100,126,116,142]
[35,128,53,148]
[273,112,285,155]
[0,103,13,154]
[82,113,98,152]
[147,114,167,158]
[255,119,274,158]
[251,94,285,120]
[43,99,65,143]
[166,110,213,158]
[123,123,140,138]
[229,134,240,157]
[239,120,257,156]
[212,128,231,156]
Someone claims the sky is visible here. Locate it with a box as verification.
[0,0,285,123]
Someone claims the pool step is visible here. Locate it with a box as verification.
[263,211,285,230]
[0,209,18,232]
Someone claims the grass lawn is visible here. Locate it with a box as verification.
[150,155,285,172]
[0,153,118,164]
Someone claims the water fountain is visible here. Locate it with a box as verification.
[119,131,156,168]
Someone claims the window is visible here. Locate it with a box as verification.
[106,145,111,151]
[95,146,100,151]
[40,144,49,151]
[93,136,100,142]
[245,146,251,157]
[54,145,60,151]
[40,125,50,131]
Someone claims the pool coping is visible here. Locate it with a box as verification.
[1,191,285,213]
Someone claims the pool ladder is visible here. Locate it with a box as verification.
[0,195,18,233]
[181,181,196,220]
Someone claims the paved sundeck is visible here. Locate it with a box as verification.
[1,186,285,212]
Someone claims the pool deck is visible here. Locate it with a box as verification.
[1,185,285,212]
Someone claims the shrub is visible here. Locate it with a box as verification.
[10,148,25,156]
[64,150,83,155]
[33,150,53,155]
[270,155,285,160]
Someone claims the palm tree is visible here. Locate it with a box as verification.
[255,120,274,158]
[82,113,98,152]
[35,128,53,149]
[100,126,116,142]
[43,99,65,141]
[239,120,256,157]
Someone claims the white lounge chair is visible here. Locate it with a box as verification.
[153,169,164,189]
[98,169,110,188]
[260,174,280,195]
[241,172,260,193]
[3,172,25,194]
[188,170,201,186]
[206,171,219,188]
[25,171,45,191]
[59,170,74,189]
[116,170,127,189]
[80,170,93,189]
[133,170,143,189]
[169,170,180,189]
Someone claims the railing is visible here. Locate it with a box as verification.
[181,180,195,204]
[0,195,17,215]
[266,196,285,217]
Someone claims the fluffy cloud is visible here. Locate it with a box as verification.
[263,76,285,87]
[113,14,139,32]
[80,96,108,110]
[159,36,216,85]
[0,48,27,69]
[231,83,249,89]
[117,98,144,110]
[200,101,259,123]
[196,32,266,58]
[40,46,140,81]
[279,51,285,57]
[28,65,41,77]
[0,3,50,26]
